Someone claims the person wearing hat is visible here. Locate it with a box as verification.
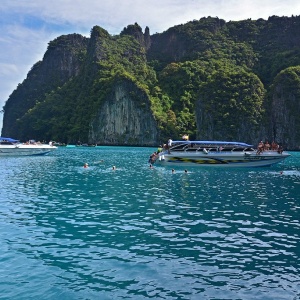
[83,163,89,168]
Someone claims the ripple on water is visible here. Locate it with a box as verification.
[0,149,299,299]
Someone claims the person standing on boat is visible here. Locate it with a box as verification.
[257,141,264,154]
[167,138,172,154]
[271,141,277,150]
[264,141,270,150]
[157,145,163,153]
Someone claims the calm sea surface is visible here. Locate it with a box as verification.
[0,147,299,300]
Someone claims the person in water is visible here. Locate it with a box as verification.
[83,163,89,168]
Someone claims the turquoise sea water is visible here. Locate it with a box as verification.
[0,147,299,300]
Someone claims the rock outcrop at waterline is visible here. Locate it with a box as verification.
[89,79,158,145]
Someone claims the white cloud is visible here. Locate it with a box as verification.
[4,0,298,34]
[0,0,300,132]
[0,24,54,94]
[0,63,18,77]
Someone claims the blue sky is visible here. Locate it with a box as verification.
[0,0,299,132]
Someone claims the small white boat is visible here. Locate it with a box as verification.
[0,137,57,156]
[151,140,290,168]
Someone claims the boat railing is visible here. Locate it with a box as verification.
[171,146,240,152]
[169,142,257,153]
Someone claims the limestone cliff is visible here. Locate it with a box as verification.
[89,79,158,145]
[121,23,151,50]
[195,67,265,144]
[2,17,300,148]
[2,34,88,138]
[270,66,300,150]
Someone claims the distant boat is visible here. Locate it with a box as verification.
[76,143,96,147]
[53,142,67,147]
[151,140,290,167]
[0,137,57,156]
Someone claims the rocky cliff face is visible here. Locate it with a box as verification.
[270,67,300,150]
[40,33,88,80]
[121,23,151,50]
[2,34,88,138]
[2,18,300,148]
[89,79,158,145]
[87,26,110,64]
[148,17,226,63]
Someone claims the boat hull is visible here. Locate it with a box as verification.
[156,151,290,167]
[0,145,57,156]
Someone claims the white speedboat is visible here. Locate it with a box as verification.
[151,140,290,167]
[0,137,57,156]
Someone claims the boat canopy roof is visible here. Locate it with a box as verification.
[0,137,19,142]
[171,140,253,147]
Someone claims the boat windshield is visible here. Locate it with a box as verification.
[0,137,19,144]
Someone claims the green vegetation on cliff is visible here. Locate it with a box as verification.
[270,66,300,146]
[14,26,158,142]
[2,16,300,148]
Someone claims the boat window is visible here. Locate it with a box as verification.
[0,141,13,145]
[171,143,188,151]
[219,147,231,152]
[232,147,245,152]
[186,148,197,151]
